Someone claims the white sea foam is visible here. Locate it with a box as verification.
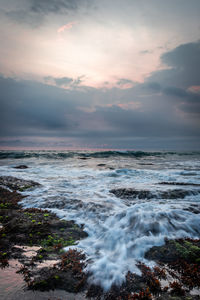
[0,152,200,290]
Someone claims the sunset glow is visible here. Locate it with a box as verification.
[0,0,200,149]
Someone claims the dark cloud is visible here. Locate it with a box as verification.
[161,41,200,71]
[0,76,78,137]
[143,82,161,92]
[116,78,135,86]
[44,76,73,87]
[143,41,200,120]
[149,41,200,88]
[95,105,198,138]
[4,0,92,26]
[163,86,187,98]
[180,102,200,115]
[30,0,80,14]
[162,86,200,105]
[44,76,84,87]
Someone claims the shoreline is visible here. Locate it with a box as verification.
[0,175,200,299]
[0,177,88,299]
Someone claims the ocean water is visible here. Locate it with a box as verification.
[0,150,200,290]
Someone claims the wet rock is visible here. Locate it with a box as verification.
[0,186,24,208]
[0,176,40,191]
[0,178,89,297]
[138,163,154,165]
[110,188,154,200]
[110,188,200,200]
[159,182,200,186]
[183,205,200,214]
[41,198,83,210]
[145,238,200,264]
[146,239,200,293]
[41,198,111,214]
[0,185,87,270]
[14,165,28,169]
[29,249,87,293]
[161,189,200,199]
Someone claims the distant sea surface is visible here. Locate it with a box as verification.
[0,150,200,290]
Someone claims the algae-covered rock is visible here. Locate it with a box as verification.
[0,176,40,191]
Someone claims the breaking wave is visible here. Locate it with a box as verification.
[0,150,200,160]
[1,150,200,291]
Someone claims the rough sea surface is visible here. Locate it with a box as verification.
[0,150,200,290]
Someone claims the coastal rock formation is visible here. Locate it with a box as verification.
[0,176,40,191]
[110,188,200,200]
[14,165,28,169]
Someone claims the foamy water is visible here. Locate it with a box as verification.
[0,150,200,290]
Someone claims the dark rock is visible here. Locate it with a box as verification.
[110,188,154,200]
[183,205,200,214]
[145,238,200,264]
[138,163,154,165]
[110,188,200,200]
[29,249,87,292]
[161,189,200,199]
[159,181,200,186]
[14,165,28,169]
[0,176,40,191]
[0,185,87,265]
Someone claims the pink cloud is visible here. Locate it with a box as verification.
[188,85,200,94]
[57,21,77,34]
[117,102,141,110]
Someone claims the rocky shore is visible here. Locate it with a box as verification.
[0,176,200,299]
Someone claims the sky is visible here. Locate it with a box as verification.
[0,0,200,150]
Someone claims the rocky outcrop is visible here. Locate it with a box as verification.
[110,188,200,200]
[14,165,28,169]
[0,176,40,191]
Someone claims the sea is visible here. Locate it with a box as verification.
[0,150,200,291]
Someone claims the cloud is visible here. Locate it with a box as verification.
[4,0,91,26]
[140,50,153,55]
[188,86,200,94]
[163,86,187,98]
[161,41,200,71]
[149,40,200,88]
[73,75,85,86]
[44,76,84,87]
[57,21,77,33]
[30,0,80,14]
[44,76,73,86]
[144,41,200,117]
[143,82,161,92]
[116,78,135,88]
[0,76,77,137]
[0,40,200,149]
